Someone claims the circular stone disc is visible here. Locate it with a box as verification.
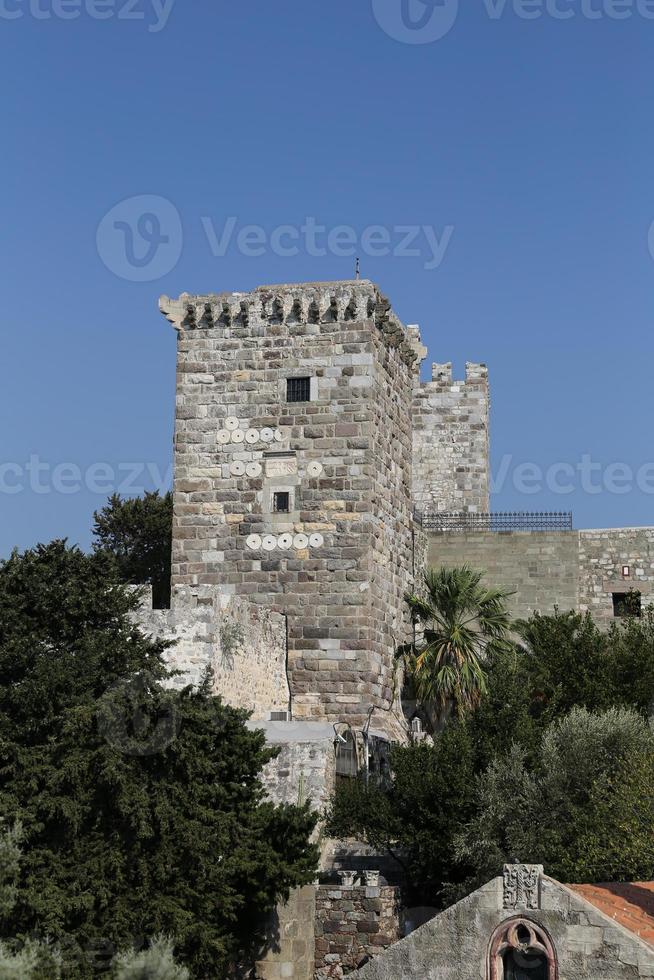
[231,430,245,443]
[293,533,309,550]
[262,534,277,552]
[307,462,323,478]
[246,534,262,551]
[260,427,274,443]
[225,416,240,431]
[245,429,260,444]
[230,461,245,476]
[309,533,324,548]
[217,430,231,445]
[273,429,284,442]
[278,533,293,550]
[246,462,262,478]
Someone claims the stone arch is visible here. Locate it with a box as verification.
[487,917,558,980]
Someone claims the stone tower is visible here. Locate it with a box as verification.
[412,361,490,514]
[160,280,418,734]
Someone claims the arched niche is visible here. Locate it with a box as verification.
[488,917,558,980]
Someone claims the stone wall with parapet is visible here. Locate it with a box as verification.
[426,530,580,621]
[579,527,654,625]
[412,362,490,515]
[315,883,401,978]
[352,868,654,979]
[135,585,289,720]
[424,526,654,626]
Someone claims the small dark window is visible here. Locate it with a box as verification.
[273,492,290,513]
[287,377,311,402]
[613,590,642,618]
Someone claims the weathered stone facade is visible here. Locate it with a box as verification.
[425,527,654,625]
[314,883,401,978]
[579,527,654,626]
[136,584,288,716]
[426,530,580,621]
[412,361,490,515]
[352,867,654,979]
[256,885,317,980]
[160,280,416,735]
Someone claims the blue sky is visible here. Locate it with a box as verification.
[0,0,652,556]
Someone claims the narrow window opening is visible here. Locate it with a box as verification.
[287,377,311,403]
[335,731,358,781]
[273,491,290,513]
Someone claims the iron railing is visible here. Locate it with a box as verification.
[416,511,573,532]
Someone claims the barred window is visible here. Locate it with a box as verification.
[287,377,311,403]
[273,492,290,513]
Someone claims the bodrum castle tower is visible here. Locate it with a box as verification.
[138,279,490,759]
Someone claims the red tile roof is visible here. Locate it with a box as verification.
[569,883,654,947]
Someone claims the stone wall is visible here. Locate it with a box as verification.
[426,530,580,621]
[161,281,416,735]
[135,584,289,719]
[412,362,490,515]
[248,720,337,811]
[256,885,316,980]
[425,526,654,626]
[315,883,401,978]
[352,870,654,979]
[579,527,654,626]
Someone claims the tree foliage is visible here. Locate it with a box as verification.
[92,492,173,608]
[405,566,514,719]
[113,936,188,979]
[0,541,318,977]
[454,707,654,889]
[328,601,654,908]
[326,725,477,904]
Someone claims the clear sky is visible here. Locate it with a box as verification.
[0,0,652,556]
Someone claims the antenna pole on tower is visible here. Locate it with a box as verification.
[355,257,361,280]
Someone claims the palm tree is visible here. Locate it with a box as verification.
[405,565,514,719]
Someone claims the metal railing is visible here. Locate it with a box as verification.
[416,511,574,532]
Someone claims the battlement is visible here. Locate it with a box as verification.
[429,362,488,385]
[159,279,418,367]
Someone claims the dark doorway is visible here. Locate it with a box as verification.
[503,948,548,980]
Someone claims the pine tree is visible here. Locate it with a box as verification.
[0,541,318,978]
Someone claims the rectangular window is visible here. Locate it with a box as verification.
[287,377,311,403]
[273,491,290,513]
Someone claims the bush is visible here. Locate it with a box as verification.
[113,936,188,979]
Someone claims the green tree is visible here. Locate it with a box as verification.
[0,541,318,978]
[326,724,477,905]
[92,492,173,608]
[405,566,514,719]
[454,706,654,890]
[0,822,62,980]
